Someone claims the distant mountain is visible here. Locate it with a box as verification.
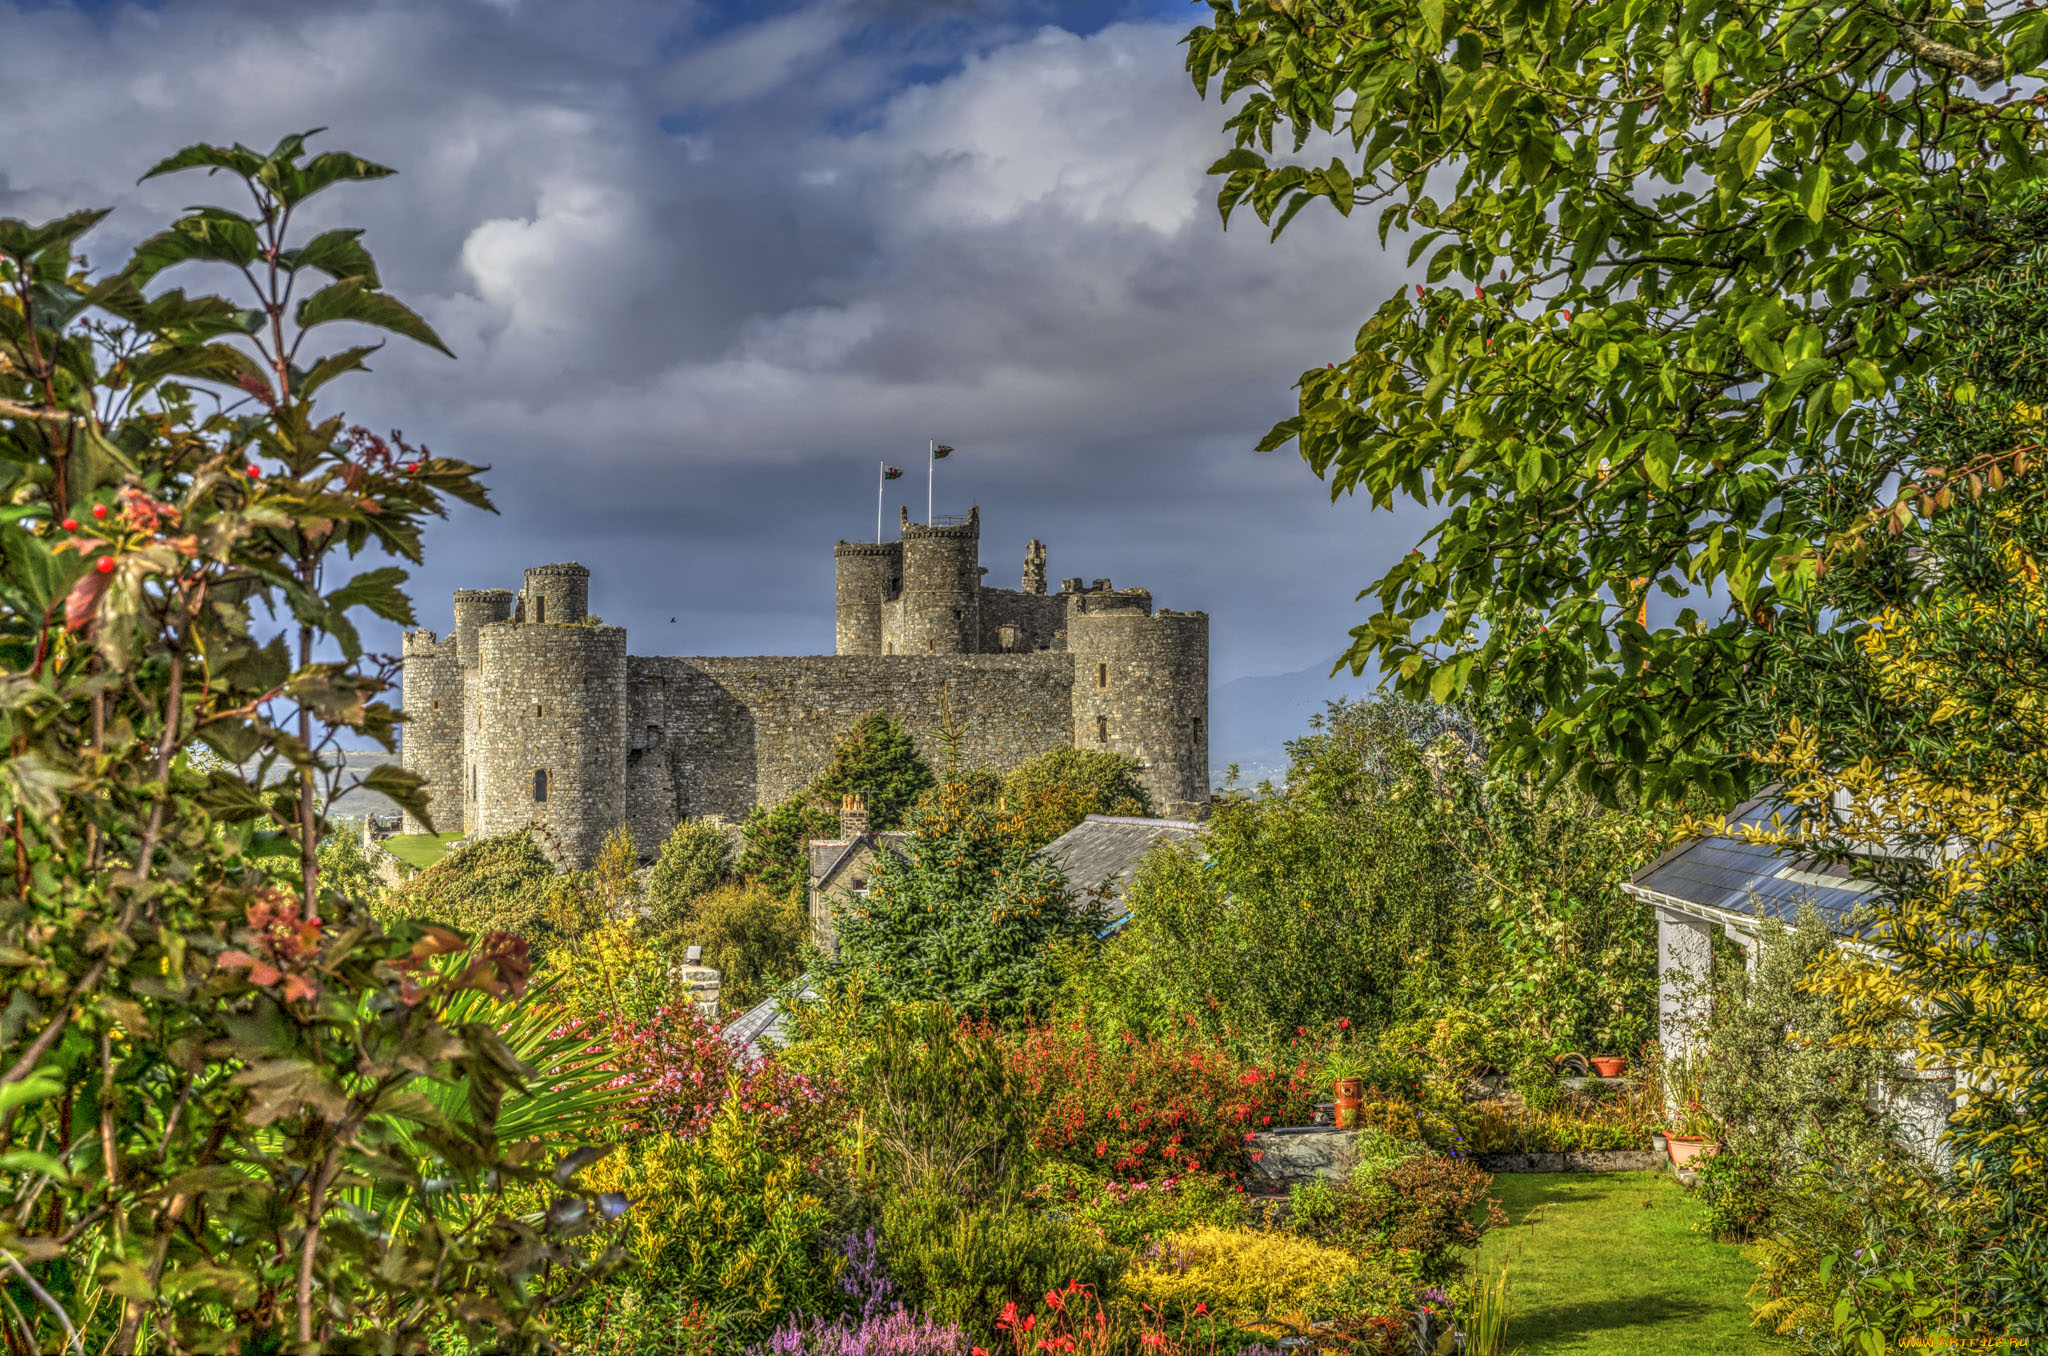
[1209,661,1379,788]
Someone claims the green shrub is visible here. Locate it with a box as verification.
[390,831,561,949]
[738,796,839,903]
[812,710,934,830]
[833,782,1092,1021]
[573,1100,836,1344]
[689,881,806,1011]
[1027,1164,1247,1249]
[1509,1054,1564,1113]
[856,1003,1033,1201]
[647,817,733,934]
[878,1192,1124,1339]
[1695,1141,1779,1242]
[1001,746,1151,848]
[1327,1152,1505,1283]
[318,828,383,914]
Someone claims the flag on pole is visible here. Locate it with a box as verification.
[883,465,904,480]
[931,443,954,460]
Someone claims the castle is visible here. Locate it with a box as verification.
[400,506,1209,866]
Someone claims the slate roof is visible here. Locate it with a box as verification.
[1037,813,1206,903]
[725,975,818,1062]
[1624,796,1877,935]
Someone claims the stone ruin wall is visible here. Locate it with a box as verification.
[621,652,1076,848]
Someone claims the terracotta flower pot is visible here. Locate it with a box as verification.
[1666,1134,1720,1169]
[1590,1055,1628,1078]
[1333,1077,1365,1129]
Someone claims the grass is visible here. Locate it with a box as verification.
[1473,1171,1778,1355]
[383,832,463,871]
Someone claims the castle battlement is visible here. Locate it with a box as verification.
[401,506,1208,866]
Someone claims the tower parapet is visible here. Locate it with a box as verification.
[833,541,901,656]
[399,629,463,835]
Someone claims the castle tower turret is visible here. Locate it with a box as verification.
[452,589,515,669]
[1066,585,1210,820]
[833,541,901,656]
[521,563,589,626]
[399,629,463,835]
[474,612,628,867]
[1022,540,1047,595]
[893,504,981,655]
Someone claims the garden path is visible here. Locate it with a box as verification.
[1473,1171,1779,1354]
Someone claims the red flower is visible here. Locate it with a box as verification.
[1338,1017,1351,1030]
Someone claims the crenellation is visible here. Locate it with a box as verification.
[402,504,1209,865]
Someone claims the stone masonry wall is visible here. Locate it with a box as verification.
[399,632,463,835]
[622,653,1076,829]
[978,588,1067,653]
[475,622,628,866]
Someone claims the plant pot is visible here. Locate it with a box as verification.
[1650,1131,1669,1155]
[1590,1055,1628,1078]
[1333,1077,1365,1129]
[1311,1102,1336,1127]
[1666,1134,1720,1169]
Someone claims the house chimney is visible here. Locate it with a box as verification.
[840,793,870,838]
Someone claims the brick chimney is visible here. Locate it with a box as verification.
[840,793,870,838]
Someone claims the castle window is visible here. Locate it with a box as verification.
[535,702,545,717]
[1096,663,1107,689]
[927,639,935,652]
[431,700,440,710]
[534,596,547,624]
[533,768,549,803]
[471,765,477,800]
[1096,715,1109,744]
[1192,717,1203,742]
[952,608,962,620]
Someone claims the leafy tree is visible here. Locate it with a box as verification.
[1734,215,2048,1332]
[831,782,1092,1022]
[1001,746,1152,848]
[688,882,808,1011]
[317,824,384,910]
[736,795,839,903]
[0,134,606,1351]
[811,709,934,830]
[1185,0,2048,805]
[646,816,734,934]
[591,823,641,918]
[394,830,561,949]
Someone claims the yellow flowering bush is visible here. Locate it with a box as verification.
[570,1099,837,1342]
[1121,1225,1359,1328]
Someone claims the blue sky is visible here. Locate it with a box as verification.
[0,0,1420,764]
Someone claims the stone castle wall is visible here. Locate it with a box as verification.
[402,507,1211,866]
[621,653,1076,835]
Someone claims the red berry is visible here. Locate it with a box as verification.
[405,461,420,473]
[96,556,116,574]
[1476,285,1486,299]
[61,518,78,532]
[1562,309,1573,321]
[92,504,108,519]
[247,465,262,479]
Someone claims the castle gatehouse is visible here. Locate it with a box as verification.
[400,507,1209,866]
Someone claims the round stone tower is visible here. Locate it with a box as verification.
[399,629,463,835]
[895,505,981,655]
[474,618,628,867]
[833,541,901,656]
[1066,587,1210,820]
[521,562,589,626]
[452,588,515,669]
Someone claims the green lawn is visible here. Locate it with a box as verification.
[383,832,462,871]
[1474,1172,1778,1355]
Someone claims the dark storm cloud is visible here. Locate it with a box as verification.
[0,0,1434,732]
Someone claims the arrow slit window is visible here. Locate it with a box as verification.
[533,768,549,802]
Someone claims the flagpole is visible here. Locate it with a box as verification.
[927,438,935,526]
[876,460,884,543]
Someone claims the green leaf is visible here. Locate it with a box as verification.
[139,141,266,183]
[280,228,380,287]
[129,212,262,283]
[1417,0,1446,48]
[1798,162,1832,224]
[1735,117,1774,180]
[295,279,454,358]
[294,344,381,401]
[0,209,112,263]
[328,566,414,625]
